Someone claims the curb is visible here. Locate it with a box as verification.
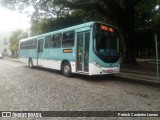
[116,74,160,86]
[4,58,21,63]
[121,69,156,76]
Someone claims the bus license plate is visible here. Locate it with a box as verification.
[107,69,114,73]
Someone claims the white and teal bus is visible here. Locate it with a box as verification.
[19,21,121,77]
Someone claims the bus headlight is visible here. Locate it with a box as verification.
[93,61,101,68]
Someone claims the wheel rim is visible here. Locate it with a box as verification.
[64,65,70,75]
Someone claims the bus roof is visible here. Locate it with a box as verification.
[20,21,115,42]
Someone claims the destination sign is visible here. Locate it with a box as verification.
[63,49,72,53]
[100,25,115,32]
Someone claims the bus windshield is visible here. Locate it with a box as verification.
[93,23,120,63]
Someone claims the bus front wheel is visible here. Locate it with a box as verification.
[29,59,34,69]
[62,62,71,77]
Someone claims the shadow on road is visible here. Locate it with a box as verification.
[23,66,160,88]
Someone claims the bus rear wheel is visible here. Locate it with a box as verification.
[29,59,34,69]
[62,62,71,77]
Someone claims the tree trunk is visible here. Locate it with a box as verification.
[120,4,137,64]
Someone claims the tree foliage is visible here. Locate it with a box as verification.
[30,14,83,35]
[9,29,27,56]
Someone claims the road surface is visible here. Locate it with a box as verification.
[0,59,159,120]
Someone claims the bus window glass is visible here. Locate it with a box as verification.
[38,39,43,52]
[33,39,37,49]
[45,36,52,48]
[52,34,61,48]
[62,31,74,47]
[93,23,120,63]
[20,39,37,50]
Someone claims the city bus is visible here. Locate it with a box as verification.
[19,21,121,77]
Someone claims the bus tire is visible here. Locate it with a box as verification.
[62,62,71,77]
[29,59,34,69]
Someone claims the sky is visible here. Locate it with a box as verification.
[0,5,31,32]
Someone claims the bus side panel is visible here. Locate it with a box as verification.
[19,57,28,64]
[38,60,76,73]
[32,58,37,66]
[40,59,61,70]
[42,48,76,72]
[19,49,37,65]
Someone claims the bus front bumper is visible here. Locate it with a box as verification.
[89,63,120,75]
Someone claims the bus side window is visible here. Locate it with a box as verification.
[30,39,37,49]
[45,36,52,48]
[62,31,74,48]
[38,39,43,52]
[52,34,61,48]
[34,39,37,49]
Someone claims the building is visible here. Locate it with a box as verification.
[0,31,12,55]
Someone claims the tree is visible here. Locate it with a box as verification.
[30,14,83,35]
[30,5,106,35]
[9,29,27,56]
[1,0,71,20]
[134,0,159,57]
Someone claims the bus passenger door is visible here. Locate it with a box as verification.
[77,31,90,72]
[37,38,44,66]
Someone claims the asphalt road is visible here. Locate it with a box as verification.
[0,59,160,120]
